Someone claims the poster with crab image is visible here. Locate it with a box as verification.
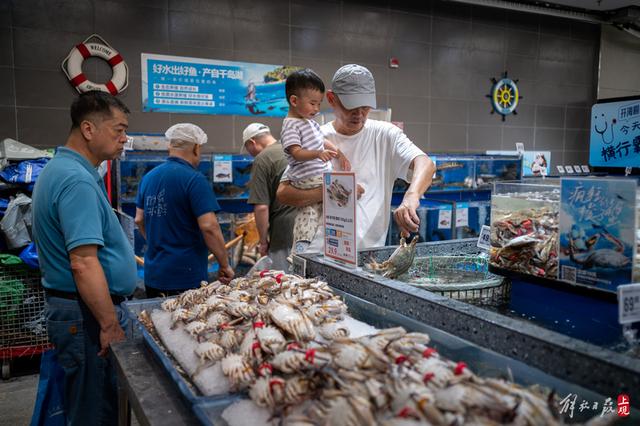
[559,177,637,291]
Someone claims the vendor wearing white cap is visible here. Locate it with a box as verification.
[135,123,234,296]
[277,64,436,251]
[242,123,296,271]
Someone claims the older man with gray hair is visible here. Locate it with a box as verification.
[243,123,296,271]
[135,123,234,297]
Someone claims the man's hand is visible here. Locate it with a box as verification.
[318,150,337,162]
[218,264,235,284]
[98,322,126,357]
[356,184,365,200]
[394,196,421,236]
[337,150,351,171]
[258,241,269,257]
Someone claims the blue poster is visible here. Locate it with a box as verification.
[141,53,299,117]
[559,178,636,291]
[589,97,640,167]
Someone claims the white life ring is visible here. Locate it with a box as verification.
[62,35,128,95]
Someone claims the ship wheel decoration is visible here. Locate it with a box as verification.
[486,71,522,121]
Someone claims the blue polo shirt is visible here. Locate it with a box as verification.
[32,147,137,296]
[136,157,220,290]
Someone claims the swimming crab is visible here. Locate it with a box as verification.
[366,236,419,279]
[326,180,352,207]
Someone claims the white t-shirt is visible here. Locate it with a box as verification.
[298,119,425,252]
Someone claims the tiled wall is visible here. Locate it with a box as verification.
[1,0,600,165]
[599,25,640,99]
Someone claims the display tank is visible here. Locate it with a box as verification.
[475,155,522,189]
[489,180,560,279]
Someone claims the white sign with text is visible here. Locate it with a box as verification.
[323,172,357,266]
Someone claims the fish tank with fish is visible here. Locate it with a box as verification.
[119,150,213,204]
[489,180,560,279]
[386,199,456,245]
[475,155,522,189]
[211,154,254,200]
[454,201,491,239]
[430,155,475,191]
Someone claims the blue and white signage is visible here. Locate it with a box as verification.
[590,97,640,167]
[141,53,298,117]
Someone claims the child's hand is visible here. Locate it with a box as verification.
[337,150,351,171]
[318,150,337,162]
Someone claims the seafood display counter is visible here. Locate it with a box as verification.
[122,273,626,425]
[295,240,640,405]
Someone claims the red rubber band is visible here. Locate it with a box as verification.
[454,361,467,375]
[422,348,437,358]
[304,348,316,364]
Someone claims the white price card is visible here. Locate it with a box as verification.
[438,208,452,229]
[581,165,590,173]
[619,284,640,324]
[557,165,566,174]
[323,172,357,266]
[515,143,525,154]
[213,155,233,183]
[573,165,582,173]
[565,165,575,173]
[456,203,469,227]
[477,225,491,250]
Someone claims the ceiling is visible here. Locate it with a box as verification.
[544,1,640,11]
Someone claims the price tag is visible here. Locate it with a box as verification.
[477,225,491,250]
[291,255,307,277]
[565,165,574,174]
[456,206,469,227]
[515,143,524,155]
[573,165,581,174]
[438,209,452,229]
[581,165,590,173]
[618,284,640,324]
[556,165,565,174]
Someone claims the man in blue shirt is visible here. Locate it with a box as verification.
[135,123,233,297]
[32,91,137,425]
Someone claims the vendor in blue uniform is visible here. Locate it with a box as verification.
[135,123,234,297]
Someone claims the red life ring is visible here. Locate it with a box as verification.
[62,35,128,95]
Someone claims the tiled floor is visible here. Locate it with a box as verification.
[0,373,38,426]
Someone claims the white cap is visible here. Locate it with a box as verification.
[242,123,270,143]
[165,123,208,145]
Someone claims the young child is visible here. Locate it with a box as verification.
[281,68,350,256]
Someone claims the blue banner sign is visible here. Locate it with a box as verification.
[590,97,640,167]
[141,53,298,117]
[559,177,637,291]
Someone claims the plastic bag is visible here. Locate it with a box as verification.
[30,350,66,426]
[19,242,39,269]
[0,157,49,186]
[0,193,32,249]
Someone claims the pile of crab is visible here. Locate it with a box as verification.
[490,207,559,278]
[144,271,607,426]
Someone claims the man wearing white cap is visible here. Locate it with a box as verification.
[135,123,234,296]
[277,64,436,251]
[242,123,296,271]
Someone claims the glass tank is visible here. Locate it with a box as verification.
[211,154,253,200]
[430,155,475,191]
[475,155,522,189]
[490,180,560,279]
